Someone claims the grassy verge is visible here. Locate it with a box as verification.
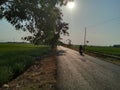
[1,55,57,90]
[67,45,120,66]
[0,43,51,86]
[85,46,120,57]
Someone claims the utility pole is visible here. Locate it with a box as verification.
[84,27,86,51]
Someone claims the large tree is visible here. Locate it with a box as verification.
[0,0,70,50]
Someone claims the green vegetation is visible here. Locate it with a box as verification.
[70,45,120,57]
[85,46,120,57]
[69,45,80,51]
[0,43,51,86]
[69,45,120,65]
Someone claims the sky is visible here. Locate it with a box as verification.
[0,0,120,46]
[0,20,29,42]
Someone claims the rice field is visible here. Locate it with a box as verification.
[70,45,120,56]
[0,43,51,86]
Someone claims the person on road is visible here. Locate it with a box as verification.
[79,45,84,56]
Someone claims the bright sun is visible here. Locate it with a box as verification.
[67,2,75,9]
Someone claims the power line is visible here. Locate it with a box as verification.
[87,16,120,28]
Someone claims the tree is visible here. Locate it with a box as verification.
[0,0,70,50]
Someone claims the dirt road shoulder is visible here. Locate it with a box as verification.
[0,55,57,90]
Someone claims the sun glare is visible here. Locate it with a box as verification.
[67,2,75,9]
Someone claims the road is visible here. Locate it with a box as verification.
[57,46,120,90]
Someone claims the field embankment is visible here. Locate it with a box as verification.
[0,43,51,86]
[68,45,120,65]
[0,55,57,90]
[71,45,120,56]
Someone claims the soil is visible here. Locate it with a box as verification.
[0,55,57,90]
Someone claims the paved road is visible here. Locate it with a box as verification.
[57,46,120,90]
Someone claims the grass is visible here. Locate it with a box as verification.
[0,43,51,86]
[85,46,120,56]
[0,55,57,90]
[69,45,120,57]
[68,45,120,65]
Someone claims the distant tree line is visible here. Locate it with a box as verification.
[113,45,120,48]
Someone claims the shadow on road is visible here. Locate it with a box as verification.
[57,50,66,56]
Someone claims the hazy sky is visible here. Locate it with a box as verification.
[0,0,120,46]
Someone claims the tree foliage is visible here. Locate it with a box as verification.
[0,0,69,49]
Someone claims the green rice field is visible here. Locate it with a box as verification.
[71,45,120,57]
[0,43,51,86]
[85,46,120,57]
